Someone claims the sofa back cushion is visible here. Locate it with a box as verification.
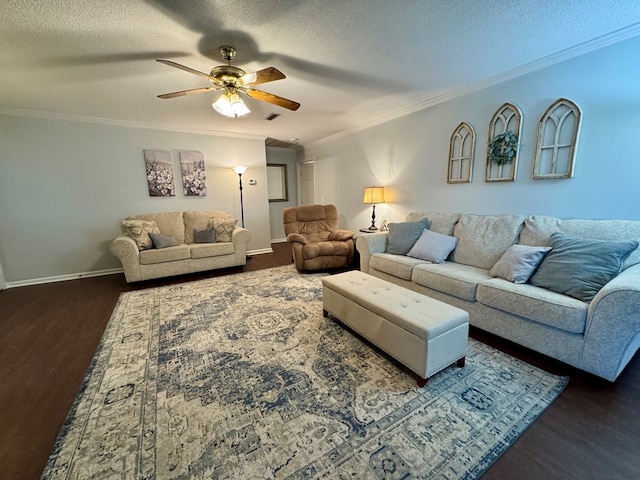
[452,214,525,269]
[129,211,185,244]
[406,212,460,235]
[183,210,231,243]
[520,215,640,269]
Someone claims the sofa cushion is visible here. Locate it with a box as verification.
[452,214,525,269]
[190,242,235,259]
[489,244,551,284]
[139,244,190,265]
[406,212,460,235]
[477,278,588,334]
[407,228,458,264]
[121,219,160,250]
[530,233,639,302]
[209,218,238,242]
[129,211,185,244]
[184,210,231,244]
[193,227,216,243]
[412,262,492,301]
[149,232,179,249]
[370,253,427,280]
[386,219,430,255]
[519,215,640,269]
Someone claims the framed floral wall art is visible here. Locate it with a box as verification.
[143,150,175,197]
[179,151,207,196]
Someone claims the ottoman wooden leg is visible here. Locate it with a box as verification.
[323,309,329,318]
[417,376,428,387]
[457,357,465,367]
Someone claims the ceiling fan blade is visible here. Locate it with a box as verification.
[239,67,286,86]
[244,88,300,111]
[156,59,222,86]
[158,87,219,99]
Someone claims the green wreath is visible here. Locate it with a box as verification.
[488,131,518,166]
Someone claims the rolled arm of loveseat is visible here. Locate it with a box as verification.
[110,234,142,283]
[355,232,388,274]
[581,263,640,381]
[231,227,251,263]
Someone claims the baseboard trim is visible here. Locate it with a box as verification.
[5,268,124,289]
[6,248,277,288]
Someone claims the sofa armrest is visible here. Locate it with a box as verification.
[287,233,308,245]
[581,263,640,380]
[110,234,142,282]
[355,232,388,274]
[231,227,251,261]
[330,229,354,241]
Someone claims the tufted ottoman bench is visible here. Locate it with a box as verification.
[322,270,469,386]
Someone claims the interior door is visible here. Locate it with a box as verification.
[298,161,315,205]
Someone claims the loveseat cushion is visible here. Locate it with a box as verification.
[477,278,588,334]
[370,253,427,280]
[412,262,491,301]
[129,211,185,244]
[190,242,234,259]
[139,244,190,265]
[184,210,231,244]
[452,214,525,269]
[519,215,640,269]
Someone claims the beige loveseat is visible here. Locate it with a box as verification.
[110,210,251,283]
[356,212,640,381]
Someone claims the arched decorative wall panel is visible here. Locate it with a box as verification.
[533,98,582,179]
[486,103,522,182]
[448,122,475,184]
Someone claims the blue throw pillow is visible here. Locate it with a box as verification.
[194,227,216,243]
[386,219,431,255]
[149,232,179,249]
[407,228,458,264]
[530,232,639,302]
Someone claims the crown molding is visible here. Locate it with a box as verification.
[308,22,640,148]
[0,107,267,141]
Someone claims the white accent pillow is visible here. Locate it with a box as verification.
[490,244,552,284]
[407,228,458,264]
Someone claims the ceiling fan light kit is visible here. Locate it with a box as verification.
[156,46,300,119]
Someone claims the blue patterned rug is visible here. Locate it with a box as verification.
[42,265,567,479]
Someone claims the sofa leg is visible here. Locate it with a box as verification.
[417,376,428,387]
[457,357,465,368]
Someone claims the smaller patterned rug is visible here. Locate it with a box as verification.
[42,265,567,479]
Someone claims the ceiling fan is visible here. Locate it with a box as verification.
[156,46,300,118]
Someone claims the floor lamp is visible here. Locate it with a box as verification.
[232,166,247,228]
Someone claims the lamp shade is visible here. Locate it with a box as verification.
[213,91,250,118]
[232,165,248,175]
[363,186,385,204]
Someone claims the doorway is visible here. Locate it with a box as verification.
[298,160,315,205]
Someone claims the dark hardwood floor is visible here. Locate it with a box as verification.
[1,242,638,479]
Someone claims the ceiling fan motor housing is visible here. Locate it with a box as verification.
[210,65,246,86]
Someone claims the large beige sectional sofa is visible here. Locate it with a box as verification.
[356,212,640,381]
[111,210,251,283]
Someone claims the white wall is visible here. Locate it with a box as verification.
[266,146,298,241]
[0,114,271,284]
[305,35,640,231]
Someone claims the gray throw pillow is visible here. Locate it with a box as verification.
[407,228,458,264]
[530,232,639,302]
[193,227,216,243]
[489,244,551,283]
[386,219,431,255]
[149,232,179,249]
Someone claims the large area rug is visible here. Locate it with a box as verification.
[42,265,567,479]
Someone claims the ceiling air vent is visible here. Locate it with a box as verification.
[265,113,281,121]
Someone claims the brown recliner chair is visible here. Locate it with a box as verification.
[283,204,355,271]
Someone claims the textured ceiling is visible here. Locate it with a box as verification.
[2,0,640,145]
